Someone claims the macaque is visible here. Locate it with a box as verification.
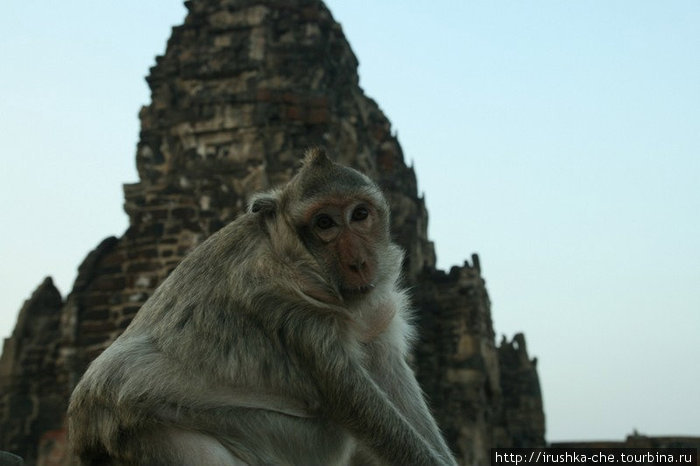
[68,148,457,466]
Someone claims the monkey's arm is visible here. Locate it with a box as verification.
[368,345,458,466]
[324,357,448,466]
[291,320,450,466]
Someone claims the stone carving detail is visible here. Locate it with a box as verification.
[0,278,64,466]
[0,1,544,464]
[498,333,546,449]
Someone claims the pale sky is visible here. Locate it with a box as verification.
[1,1,698,443]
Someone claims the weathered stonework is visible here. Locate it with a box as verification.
[552,434,700,466]
[413,258,508,465]
[0,278,64,466]
[498,333,546,448]
[0,1,544,464]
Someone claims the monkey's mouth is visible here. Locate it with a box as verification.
[342,283,375,296]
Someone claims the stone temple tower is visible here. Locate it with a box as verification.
[0,1,544,464]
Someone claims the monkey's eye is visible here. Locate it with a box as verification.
[351,206,369,222]
[315,214,335,230]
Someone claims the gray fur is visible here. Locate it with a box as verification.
[68,149,457,466]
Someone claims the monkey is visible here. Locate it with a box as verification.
[68,148,457,466]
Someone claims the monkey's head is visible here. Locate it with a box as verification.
[250,148,395,302]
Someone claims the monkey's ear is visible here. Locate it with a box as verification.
[248,191,279,216]
[303,147,332,168]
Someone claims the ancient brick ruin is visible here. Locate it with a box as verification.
[0,1,545,464]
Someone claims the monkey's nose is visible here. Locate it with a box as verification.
[348,260,367,275]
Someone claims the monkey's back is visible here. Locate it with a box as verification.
[68,212,355,464]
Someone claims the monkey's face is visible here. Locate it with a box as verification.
[304,198,387,298]
[264,148,394,303]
